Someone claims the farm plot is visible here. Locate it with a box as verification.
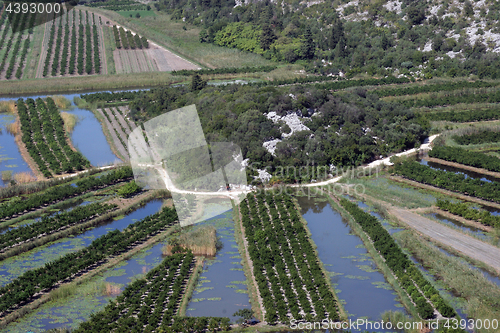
[240,191,339,324]
[96,108,130,161]
[35,9,105,78]
[17,97,91,178]
[0,204,178,318]
[73,250,231,332]
[0,11,37,80]
[111,24,198,73]
[0,166,133,222]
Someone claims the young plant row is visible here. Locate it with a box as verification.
[17,97,90,177]
[396,88,500,108]
[92,13,101,74]
[0,12,26,74]
[51,18,64,76]
[374,80,500,98]
[0,202,117,253]
[114,25,148,50]
[429,145,500,173]
[42,19,57,77]
[436,199,500,228]
[0,167,133,221]
[393,160,500,203]
[0,206,178,315]
[453,129,500,145]
[241,191,339,324]
[421,107,500,122]
[75,250,229,332]
[6,12,36,79]
[340,198,456,319]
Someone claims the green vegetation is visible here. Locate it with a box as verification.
[393,160,500,203]
[163,225,217,256]
[437,199,500,228]
[340,198,456,319]
[429,145,500,172]
[394,230,500,333]
[453,128,500,145]
[117,179,141,197]
[240,191,339,324]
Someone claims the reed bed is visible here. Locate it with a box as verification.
[60,112,78,133]
[5,122,19,135]
[13,172,37,184]
[0,101,16,114]
[163,225,217,256]
[49,95,72,110]
[104,283,121,296]
[1,170,13,181]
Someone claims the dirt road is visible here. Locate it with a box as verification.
[390,208,500,273]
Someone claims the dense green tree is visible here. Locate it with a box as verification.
[260,24,276,50]
[190,74,206,91]
[300,26,315,59]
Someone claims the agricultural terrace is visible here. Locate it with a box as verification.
[0,4,198,81]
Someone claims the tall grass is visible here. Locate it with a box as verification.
[1,170,13,181]
[5,122,19,135]
[13,172,37,184]
[60,112,78,133]
[0,101,15,114]
[49,95,72,109]
[163,225,217,256]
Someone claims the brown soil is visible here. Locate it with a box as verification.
[425,156,500,180]
[389,176,500,210]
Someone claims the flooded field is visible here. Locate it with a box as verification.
[297,196,404,321]
[0,200,164,286]
[185,210,251,322]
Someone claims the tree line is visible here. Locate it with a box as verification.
[0,202,117,253]
[429,146,500,173]
[241,191,339,324]
[0,206,178,315]
[340,198,456,319]
[0,167,133,221]
[421,107,500,123]
[393,160,500,203]
[453,129,500,145]
[436,199,500,229]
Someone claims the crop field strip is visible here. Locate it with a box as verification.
[436,199,500,229]
[17,97,91,178]
[73,250,231,332]
[0,205,178,318]
[393,160,500,204]
[0,10,37,80]
[0,167,133,222]
[240,191,339,324]
[340,199,456,319]
[0,202,117,255]
[37,9,103,78]
[96,108,130,161]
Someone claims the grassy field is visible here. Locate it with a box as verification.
[83,6,275,69]
[117,10,157,18]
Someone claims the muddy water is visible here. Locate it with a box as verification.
[0,113,32,187]
[2,241,167,333]
[185,209,252,323]
[297,197,405,321]
[0,199,163,287]
[418,158,497,183]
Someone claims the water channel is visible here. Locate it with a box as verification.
[0,199,164,287]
